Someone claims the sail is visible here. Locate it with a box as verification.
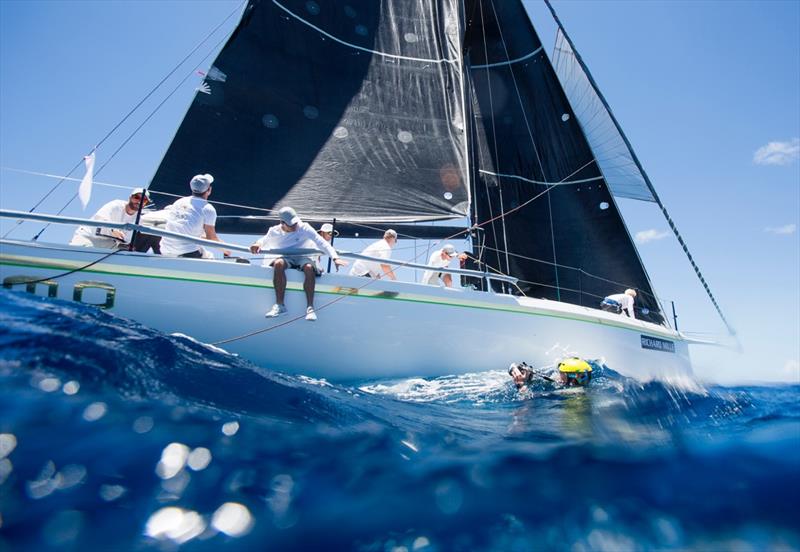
[551,28,655,202]
[149,0,469,224]
[464,0,664,324]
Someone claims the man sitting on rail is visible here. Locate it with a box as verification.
[70,187,150,249]
[249,207,347,321]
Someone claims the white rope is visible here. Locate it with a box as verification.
[478,169,604,187]
[471,46,543,69]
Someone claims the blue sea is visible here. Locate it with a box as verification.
[1,289,798,551]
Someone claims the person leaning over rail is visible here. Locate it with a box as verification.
[349,229,398,280]
[249,207,347,321]
[421,244,468,287]
[70,187,151,249]
[159,173,230,259]
[600,289,637,319]
[314,223,338,274]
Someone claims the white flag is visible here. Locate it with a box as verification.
[78,151,96,209]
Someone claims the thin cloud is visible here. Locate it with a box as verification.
[635,229,669,244]
[764,223,796,235]
[783,360,799,379]
[753,138,800,166]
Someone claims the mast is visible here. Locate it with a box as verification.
[543,0,735,335]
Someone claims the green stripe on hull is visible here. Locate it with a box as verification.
[1,254,681,341]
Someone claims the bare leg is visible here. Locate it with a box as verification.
[273,258,287,304]
[302,264,316,307]
[442,273,453,288]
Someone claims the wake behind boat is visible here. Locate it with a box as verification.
[0,0,730,382]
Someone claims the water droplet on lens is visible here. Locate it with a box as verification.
[187,447,212,471]
[397,130,413,143]
[561,113,570,122]
[355,24,368,36]
[156,443,190,480]
[599,202,609,210]
[443,192,453,200]
[99,484,127,502]
[211,503,254,537]
[0,434,17,459]
[133,416,154,434]
[262,114,279,129]
[145,507,205,543]
[434,480,463,514]
[305,1,320,16]
[303,105,319,119]
[333,126,349,139]
[222,421,239,436]
[404,33,419,43]
[39,377,60,392]
[82,402,107,422]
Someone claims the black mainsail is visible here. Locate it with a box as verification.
[150,0,470,223]
[148,0,673,325]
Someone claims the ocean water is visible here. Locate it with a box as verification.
[0,289,798,551]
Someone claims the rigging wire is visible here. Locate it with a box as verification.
[542,0,734,336]
[486,0,562,298]
[475,0,507,281]
[1,167,281,215]
[5,1,246,242]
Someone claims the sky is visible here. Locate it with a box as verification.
[1,0,798,384]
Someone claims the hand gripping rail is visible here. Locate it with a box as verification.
[0,209,518,288]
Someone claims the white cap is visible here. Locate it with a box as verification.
[189,173,214,193]
[442,244,457,257]
[319,223,339,236]
[384,229,397,239]
[278,206,300,226]
[130,187,151,202]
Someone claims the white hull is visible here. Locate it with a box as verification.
[1,240,692,382]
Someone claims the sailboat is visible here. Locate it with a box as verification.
[0,0,730,382]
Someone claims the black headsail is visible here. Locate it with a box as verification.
[149,0,469,225]
[463,0,664,324]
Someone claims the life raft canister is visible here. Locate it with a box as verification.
[558,357,592,386]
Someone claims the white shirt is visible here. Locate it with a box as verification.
[606,293,636,319]
[70,199,136,249]
[349,239,392,277]
[421,249,453,285]
[160,196,218,256]
[254,221,338,266]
